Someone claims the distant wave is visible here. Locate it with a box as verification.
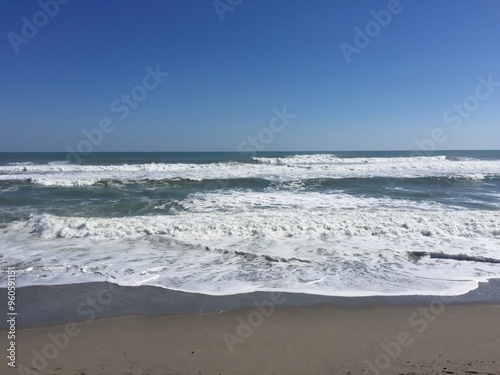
[6,162,33,166]
[446,156,480,162]
[1,157,500,187]
[252,154,448,165]
[252,154,341,165]
[0,174,497,188]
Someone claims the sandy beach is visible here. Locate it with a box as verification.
[2,283,500,375]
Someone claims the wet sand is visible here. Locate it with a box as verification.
[2,302,500,374]
[1,282,500,374]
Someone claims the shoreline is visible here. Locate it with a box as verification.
[2,278,500,329]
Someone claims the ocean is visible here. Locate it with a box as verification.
[0,151,499,297]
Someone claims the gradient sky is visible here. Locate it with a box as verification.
[1,0,499,152]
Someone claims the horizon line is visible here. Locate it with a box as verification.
[0,149,499,154]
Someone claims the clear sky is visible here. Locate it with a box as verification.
[1,0,499,152]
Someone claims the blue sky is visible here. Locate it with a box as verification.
[1,0,499,152]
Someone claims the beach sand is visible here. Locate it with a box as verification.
[2,298,500,374]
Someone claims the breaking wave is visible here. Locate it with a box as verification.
[1,156,500,187]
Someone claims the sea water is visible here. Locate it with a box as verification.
[0,151,499,296]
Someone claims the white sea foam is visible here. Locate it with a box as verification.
[252,154,342,165]
[180,190,452,212]
[1,209,499,296]
[23,206,499,241]
[0,156,499,186]
[9,191,495,297]
[252,154,447,165]
[6,162,33,166]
